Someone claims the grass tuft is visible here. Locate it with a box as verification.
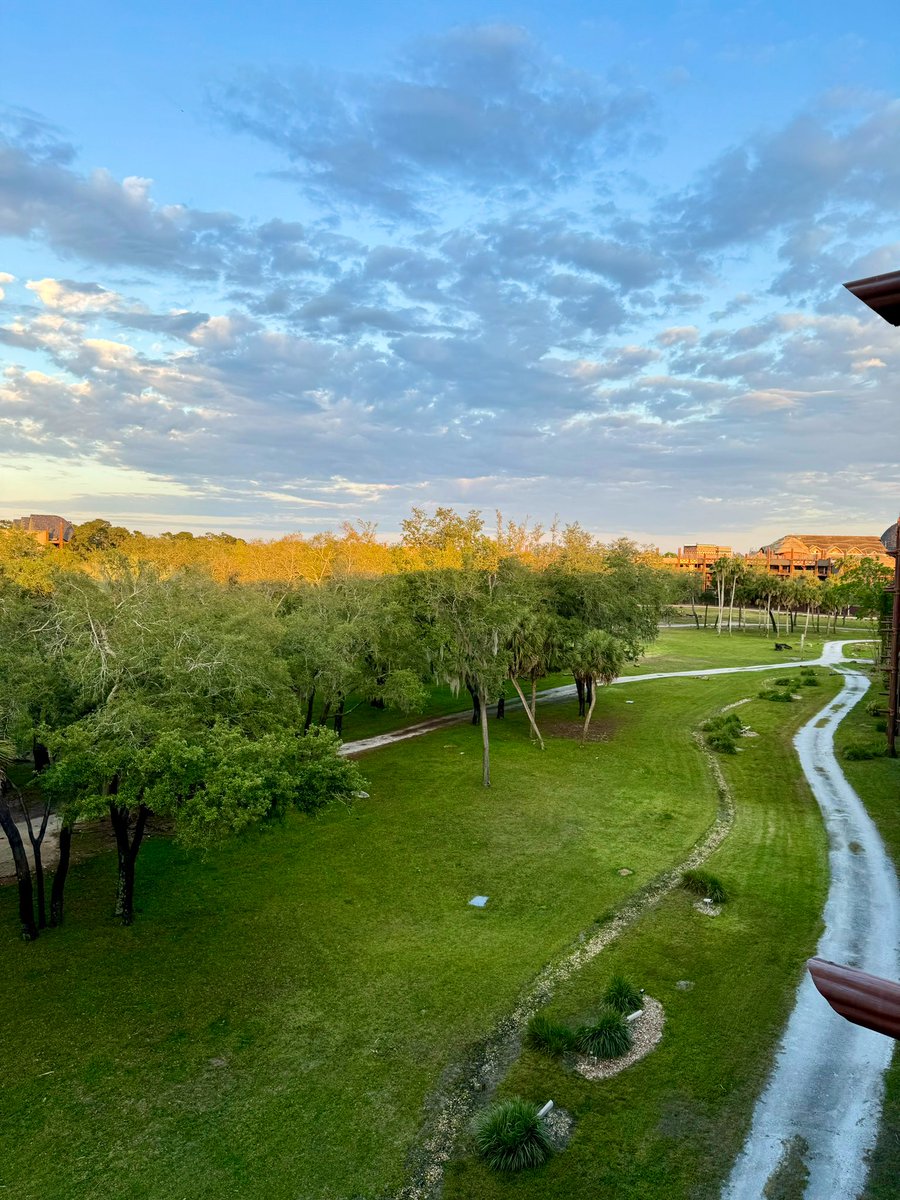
[526,1013,577,1056]
[576,1008,633,1058]
[843,741,887,761]
[681,868,728,904]
[473,1098,552,1171]
[603,974,642,1014]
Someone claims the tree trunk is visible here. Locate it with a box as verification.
[530,677,538,721]
[575,677,585,717]
[21,799,51,929]
[496,696,505,720]
[689,595,700,628]
[32,740,50,773]
[109,797,149,927]
[333,697,345,736]
[582,678,598,741]
[478,687,491,787]
[318,701,332,727]
[510,675,545,749]
[703,604,708,628]
[303,688,316,731]
[769,606,778,635]
[0,790,37,941]
[466,680,480,726]
[50,822,73,927]
[727,576,737,634]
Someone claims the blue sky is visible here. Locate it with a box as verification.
[1,1,898,547]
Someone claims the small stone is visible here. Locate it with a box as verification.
[208,1057,228,1068]
[675,980,694,991]
[618,868,634,877]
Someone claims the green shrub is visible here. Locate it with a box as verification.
[774,677,793,686]
[681,868,728,904]
[702,711,742,752]
[759,687,795,703]
[474,1098,552,1171]
[875,719,887,732]
[702,713,742,736]
[801,676,820,687]
[843,742,887,761]
[603,975,642,1014]
[800,667,816,676]
[576,1008,633,1058]
[526,1013,576,1056]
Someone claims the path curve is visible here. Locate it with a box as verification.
[341,640,854,756]
[723,648,900,1199]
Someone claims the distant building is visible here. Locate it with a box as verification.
[10,514,74,548]
[747,534,893,580]
[671,544,734,589]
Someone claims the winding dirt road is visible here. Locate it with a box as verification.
[723,647,899,1200]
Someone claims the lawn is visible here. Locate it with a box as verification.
[0,666,820,1200]
[834,677,900,1200]
[444,672,842,1199]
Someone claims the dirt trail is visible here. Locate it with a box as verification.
[723,648,899,1200]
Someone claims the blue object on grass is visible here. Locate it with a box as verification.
[469,895,489,907]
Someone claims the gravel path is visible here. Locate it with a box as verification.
[722,648,900,1200]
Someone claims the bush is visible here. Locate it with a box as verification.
[682,868,728,904]
[473,1098,552,1171]
[800,667,816,676]
[603,975,642,1014]
[801,676,821,687]
[702,713,742,736]
[759,687,795,703]
[774,677,793,686]
[843,742,887,761]
[576,1008,633,1058]
[702,711,742,753]
[526,1013,576,1056]
[875,719,887,732]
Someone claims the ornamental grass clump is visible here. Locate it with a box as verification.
[603,974,642,1014]
[701,712,742,754]
[843,741,887,761]
[473,1098,552,1171]
[682,868,728,904]
[526,1012,577,1056]
[576,1008,633,1058]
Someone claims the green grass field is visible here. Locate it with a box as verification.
[445,673,839,1199]
[0,631,879,1199]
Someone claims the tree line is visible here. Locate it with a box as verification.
[0,514,672,942]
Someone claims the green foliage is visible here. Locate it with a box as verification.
[603,974,642,1014]
[843,742,887,761]
[473,1098,552,1171]
[801,675,821,687]
[576,1008,633,1058]
[702,711,742,753]
[682,868,728,903]
[525,1012,577,1056]
[759,685,796,703]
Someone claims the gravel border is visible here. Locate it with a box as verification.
[575,997,665,1081]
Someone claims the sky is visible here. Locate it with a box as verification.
[1,1,899,550]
